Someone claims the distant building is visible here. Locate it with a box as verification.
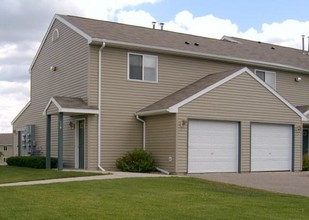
[0,133,13,165]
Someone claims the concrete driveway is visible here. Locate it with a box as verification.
[189,172,309,197]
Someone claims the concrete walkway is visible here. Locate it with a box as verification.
[0,172,170,187]
[189,171,309,197]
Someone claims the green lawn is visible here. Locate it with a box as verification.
[0,166,103,184]
[0,177,308,220]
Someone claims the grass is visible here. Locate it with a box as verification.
[0,166,103,184]
[0,177,308,219]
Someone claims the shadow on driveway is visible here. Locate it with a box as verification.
[189,171,309,197]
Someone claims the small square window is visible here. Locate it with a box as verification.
[128,53,158,82]
[255,70,276,90]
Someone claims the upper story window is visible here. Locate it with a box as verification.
[3,146,7,151]
[128,53,158,82]
[255,69,276,90]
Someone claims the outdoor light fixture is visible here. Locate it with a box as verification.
[50,66,57,71]
[295,77,302,82]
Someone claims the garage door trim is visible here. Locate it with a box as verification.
[188,119,240,173]
[250,123,293,172]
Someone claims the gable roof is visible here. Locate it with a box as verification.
[43,96,99,115]
[0,133,13,145]
[30,14,309,73]
[296,105,309,116]
[136,67,308,122]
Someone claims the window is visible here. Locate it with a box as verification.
[3,158,6,163]
[128,53,158,82]
[255,70,276,90]
[4,146,7,151]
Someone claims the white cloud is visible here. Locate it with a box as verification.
[0,80,30,133]
[76,0,160,20]
[239,19,309,49]
[165,11,239,39]
[116,10,156,27]
[160,10,308,50]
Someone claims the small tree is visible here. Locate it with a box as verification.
[0,151,3,157]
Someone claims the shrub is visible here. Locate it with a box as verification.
[116,148,155,172]
[303,153,309,171]
[6,156,57,169]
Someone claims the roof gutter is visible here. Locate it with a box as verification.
[89,38,309,75]
[97,42,106,172]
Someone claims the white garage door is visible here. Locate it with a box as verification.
[188,120,239,173]
[251,123,292,171]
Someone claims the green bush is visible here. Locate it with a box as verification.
[6,156,57,169]
[116,148,155,172]
[303,153,309,171]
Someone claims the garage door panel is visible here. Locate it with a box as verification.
[188,120,239,173]
[251,124,291,172]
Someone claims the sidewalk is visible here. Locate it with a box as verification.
[0,172,170,187]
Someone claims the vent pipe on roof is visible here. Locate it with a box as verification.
[302,35,305,53]
[152,21,156,29]
[160,22,164,30]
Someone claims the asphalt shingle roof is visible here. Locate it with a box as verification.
[59,15,309,72]
[138,68,239,113]
[0,133,13,145]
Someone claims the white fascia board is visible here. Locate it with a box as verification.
[42,97,62,115]
[11,101,31,125]
[170,67,250,111]
[135,109,174,117]
[304,110,309,116]
[90,39,309,74]
[29,14,92,71]
[61,108,99,114]
[55,15,92,42]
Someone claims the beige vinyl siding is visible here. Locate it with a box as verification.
[13,20,90,168]
[45,102,59,115]
[0,145,13,164]
[86,115,98,169]
[145,114,176,172]
[177,72,302,173]
[248,66,309,106]
[276,70,309,106]
[99,47,241,170]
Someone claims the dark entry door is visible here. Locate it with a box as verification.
[78,120,85,169]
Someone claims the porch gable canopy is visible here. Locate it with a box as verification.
[43,96,99,116]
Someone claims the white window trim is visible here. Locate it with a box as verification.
[255,69,276,90]
[127,52,158,83]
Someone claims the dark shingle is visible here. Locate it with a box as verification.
[58,15,309,71]
[138,68,240,113]
[0,133,13,145]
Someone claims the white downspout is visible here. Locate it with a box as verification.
[98,42,106,172]
[135,114,146,150]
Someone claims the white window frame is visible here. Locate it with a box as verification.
[255,69,276,90]
[4,146,7,151]
[127,53,158,83]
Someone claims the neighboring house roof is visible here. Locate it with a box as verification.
[44,14,309,74]
[137,67,308,122]
[43,96,99,115]
[0,133,13,145]
[296,105,309,116]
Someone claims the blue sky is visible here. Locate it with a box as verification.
[138,0,309,31]
[1,0,309,132]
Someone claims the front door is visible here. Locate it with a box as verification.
[75,120,85,169]
[303,129,309,156]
